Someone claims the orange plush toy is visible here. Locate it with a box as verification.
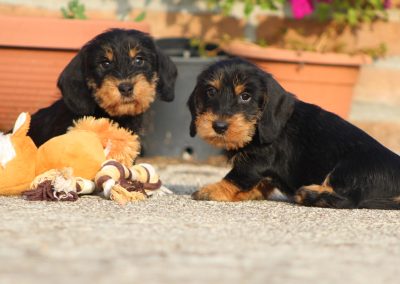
[0,112,140,197]
[36,116,140,180]
[0,113,37,195]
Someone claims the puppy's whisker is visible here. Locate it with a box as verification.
[223,136,228,149]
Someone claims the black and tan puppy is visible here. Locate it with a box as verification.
[188,58,400,209]
[28,28,177,146]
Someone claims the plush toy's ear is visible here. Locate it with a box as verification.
[258,74,295,144]
[187,86,201,137]
[57,50,95,115]
[12,112,30,137]
[156,47,177,102]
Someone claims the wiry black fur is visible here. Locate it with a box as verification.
[28,29,177,146]
[188,58,400,209]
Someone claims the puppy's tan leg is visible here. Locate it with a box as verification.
[294,176,347,208]
[294,184,333,206]
[192,179,274,202]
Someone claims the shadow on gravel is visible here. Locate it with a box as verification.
[164,184,196,195]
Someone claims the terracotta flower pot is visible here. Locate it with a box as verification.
[0,16,150,131]
[223,41,372,118]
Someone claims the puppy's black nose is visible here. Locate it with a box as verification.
[118,82,133,96]
[212,120,228,134]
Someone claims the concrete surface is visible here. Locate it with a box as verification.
[1,163,400,284]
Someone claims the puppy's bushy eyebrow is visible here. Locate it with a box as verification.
[103,46,113,61]
[128,45,140,58]
[234,83,246,96]
[205,72,223,89]
[232,74,247,95]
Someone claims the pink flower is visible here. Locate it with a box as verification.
[290,0,314,19]
[290,0,389,20]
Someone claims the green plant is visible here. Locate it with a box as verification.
[134,11,147,22]
[61,0,87,19]
[133,0,152,22]
[314,0,389,27]
[357,42,388,59]
[207,0,389,27]
[207,0,285,18]
[208,0,390,56]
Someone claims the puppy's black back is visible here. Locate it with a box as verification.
[188,58,400,209]
[241,100,400,207]
[28,100,80,146]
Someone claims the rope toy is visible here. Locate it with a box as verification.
[23,168,95,201]
[95,160,172,205]
[22,160,172,205]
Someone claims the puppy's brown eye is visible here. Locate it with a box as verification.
[239,92,251,103]
[133,56,144,66]
[100,60,111,69]
[206,87,217,98]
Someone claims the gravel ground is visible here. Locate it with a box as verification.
[1,163,400,284]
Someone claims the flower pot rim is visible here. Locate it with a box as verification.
[170,56,227,63]
[0,15,150,50]
[223,41,372,67]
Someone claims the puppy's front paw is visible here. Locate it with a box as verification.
[191,188,211,201]
[191,180,268,202]
[191,181,237,201]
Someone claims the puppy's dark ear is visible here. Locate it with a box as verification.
[57,50,95,115]
[187,86,201,137]
[258,74,295,144]
[156,47,178,102]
